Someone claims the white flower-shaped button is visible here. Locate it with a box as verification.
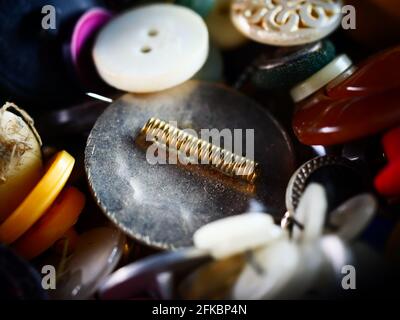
[93,4,209,93]
[292,183,327,243]
[291,183,377,243]
[194,213,287,259]
[232,239,301,300]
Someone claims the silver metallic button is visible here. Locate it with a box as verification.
[85,81,295,249]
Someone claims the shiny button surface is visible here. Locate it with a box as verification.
[85,81,295,249]
[93,4,209,93]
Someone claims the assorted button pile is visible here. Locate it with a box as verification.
[0,0,400,300]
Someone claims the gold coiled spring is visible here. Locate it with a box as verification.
[138,118,259,183]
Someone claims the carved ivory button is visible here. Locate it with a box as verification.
[231,0,343,46]
[93,4,209,92]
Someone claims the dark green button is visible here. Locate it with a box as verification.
[251,40,336,90]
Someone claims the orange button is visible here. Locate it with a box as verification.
[13,187,85,260]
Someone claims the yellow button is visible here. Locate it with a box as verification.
[0,151,75,244]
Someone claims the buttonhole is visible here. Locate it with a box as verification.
[141,46,152,54]
[148,29,159,37]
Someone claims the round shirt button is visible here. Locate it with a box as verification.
[231,0,343,46]
[93,4,209,93]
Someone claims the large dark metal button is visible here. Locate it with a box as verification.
[85,81,295,249]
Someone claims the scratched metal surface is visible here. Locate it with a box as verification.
[85,81,295,249]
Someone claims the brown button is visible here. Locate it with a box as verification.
[293,46,400,146]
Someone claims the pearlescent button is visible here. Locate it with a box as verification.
[93,4,209,93]
[231,0,343,46]
[51,227,126,300]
